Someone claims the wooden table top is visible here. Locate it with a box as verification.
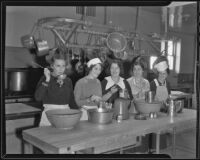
[22,109,196,154]
[6,103,41,120]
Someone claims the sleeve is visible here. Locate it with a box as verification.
[101,79,117,103]
[97,79,102,96]
[68,78,79,109]
[34,76,48,102]
[124,80,133,100]
[166,81,171,94]
[101,79,110,94]
[144,79,150,92]
[150,80,157,93]
[74,79,96,107]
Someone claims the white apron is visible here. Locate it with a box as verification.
[39,104,69,126]
[154,79,169,102]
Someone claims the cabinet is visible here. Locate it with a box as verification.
[5,103,42,154]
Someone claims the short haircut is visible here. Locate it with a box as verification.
[106,59,124,76]
[49,48,67,65]
[131,56,146,71]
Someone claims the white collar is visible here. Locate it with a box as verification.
[105,76,125,90]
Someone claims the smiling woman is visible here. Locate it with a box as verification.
[74,58,103,108]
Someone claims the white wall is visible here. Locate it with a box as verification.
[5,6,161,48]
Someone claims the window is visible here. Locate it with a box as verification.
[150,39,181,73]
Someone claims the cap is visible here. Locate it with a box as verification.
[87,58,102,68]
[153,56,169,72]
[154,61,169,72]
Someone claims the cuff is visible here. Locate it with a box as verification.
[42,82,49,87]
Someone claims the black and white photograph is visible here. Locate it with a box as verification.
[1,1,199,159]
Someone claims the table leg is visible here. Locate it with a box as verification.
[24,141,33,154]
[156,132,160,154]
[172,127,176,156]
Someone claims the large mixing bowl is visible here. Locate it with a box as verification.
[87,108,114,124]
[134,100,163,114]
[46,109,82,129]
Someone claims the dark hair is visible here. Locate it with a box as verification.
[49,48,67,65]
[106,59,124,76]
[85,63,103,75]
[131,56,146,71]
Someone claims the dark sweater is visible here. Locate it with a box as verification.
[101,78,133,104]
[150,79,171,95]
[35,75,78,109]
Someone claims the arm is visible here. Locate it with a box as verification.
[74,79,96,107]
[101,79,118,102]
[34,76,48,102]
[68,78,79,109]
[166,81,171,94]
[124,80,133,100]
[150,80,157,92]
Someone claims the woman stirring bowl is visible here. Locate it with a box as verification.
[127,56,150,100]
[150,56,171,110]
[34,48,78,126]
[127,56,150,114]
[74,58,103,107]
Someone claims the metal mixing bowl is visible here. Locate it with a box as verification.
[134,100,163,114]
[87,108,114,124]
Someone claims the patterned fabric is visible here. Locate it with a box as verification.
[127,76,150,100]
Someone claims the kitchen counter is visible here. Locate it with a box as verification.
[22,109,196,154]
[6,102,42,120]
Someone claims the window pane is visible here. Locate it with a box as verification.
[150,56,157,69]
[175,41,181,73]
[168,40,173,56]
[167,55,173,70]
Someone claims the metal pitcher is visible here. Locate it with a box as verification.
[113,97,130,120]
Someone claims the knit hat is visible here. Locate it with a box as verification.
[87,58,102,68]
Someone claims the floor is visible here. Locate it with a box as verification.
[159,128,196,159]
[123,128,196,159]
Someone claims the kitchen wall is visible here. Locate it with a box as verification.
[4,5,197,91]
[4,6,161,88]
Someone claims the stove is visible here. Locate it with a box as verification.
[5,90,35,104]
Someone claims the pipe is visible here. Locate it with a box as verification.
[65,24,80,43]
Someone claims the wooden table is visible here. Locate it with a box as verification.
[22,109,196,154]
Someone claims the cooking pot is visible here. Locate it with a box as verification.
[21,34,36,49]
[35,39,49,56]
[7,68,29,92]
[87,108,114,124]
[113,97,131,120]
[167,95,185,113]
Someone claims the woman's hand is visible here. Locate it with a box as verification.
[110,85,118,94]
[90,95,102,103]
[44,68,51,82]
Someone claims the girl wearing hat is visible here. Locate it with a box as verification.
[150,56,171,103]
[74,58,103,107]
[35,49,78,126]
